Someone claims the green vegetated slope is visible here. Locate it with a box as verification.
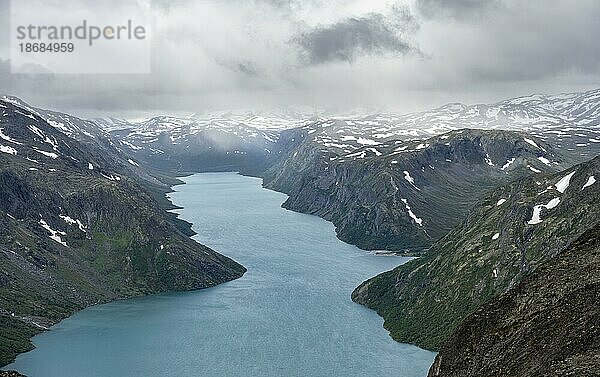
[352,155,599,350]
[428,223,600,377]
[0,100,246,366]
[265,128,563,252]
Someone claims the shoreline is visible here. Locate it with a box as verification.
[5,170,418,372]
[1,175,247,370]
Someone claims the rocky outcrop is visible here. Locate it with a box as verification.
[0,371,27,377]
[428,223,600,377]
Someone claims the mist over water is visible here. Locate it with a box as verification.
[8,172,435,377]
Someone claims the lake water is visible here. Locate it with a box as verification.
[7,173,435,376]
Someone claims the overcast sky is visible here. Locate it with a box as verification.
[1,0,600,118]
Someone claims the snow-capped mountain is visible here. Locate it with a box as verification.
[103,88,600,174]
[104,113,316,174]
[0,97,120,179]
[1,96,112,142]
[0,96,169,187]
[300,88,600,162]
[113,115,289,146]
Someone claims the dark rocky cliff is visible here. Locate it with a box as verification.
[428,223,600,377]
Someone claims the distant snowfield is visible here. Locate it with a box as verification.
[93,88,600,169]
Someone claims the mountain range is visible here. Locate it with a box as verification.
[1,88,599,374]
[95,89,600,252]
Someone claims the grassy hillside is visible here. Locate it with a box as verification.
[353,156,599,350]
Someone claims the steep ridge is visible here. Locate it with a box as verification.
[0,99,246,366]
[0,97,198,240]
[352,156,599,349]
[264,129,563,252]
[428,224,600,377]
[0,96,167,190]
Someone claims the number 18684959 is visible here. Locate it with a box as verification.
[18,42,75,53]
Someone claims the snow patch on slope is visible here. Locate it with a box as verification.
[582,176,596,190]
[401,198,423,226]
[555,171,576,193]
[0,145,17,155]
[501,158,516,171]
[59,215,87,232]
[33,148,58,159]
[0,128,22,145]
[403,171,421,191]
[528,197,561,225]
[39,219,67,246]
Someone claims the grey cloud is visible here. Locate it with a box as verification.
[1,0,600,116]
[235,61,260,76]
[296,9,418,64]
[458,1,600,82]
[416,0,501,19]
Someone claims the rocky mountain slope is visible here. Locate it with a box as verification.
[428,223,600,377]
[264,128,564,252]
[0,96,167,190]
[0,99,246,366]
[352,156,599,349]
[257,90,600,252]
[0,371,25,377]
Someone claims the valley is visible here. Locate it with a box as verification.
[5,173,436,377]
[106,89,600,252]
[1,88,599,375]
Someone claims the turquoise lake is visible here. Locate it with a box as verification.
[7,173,435,376]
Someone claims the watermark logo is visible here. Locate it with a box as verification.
[10,0,151,74]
